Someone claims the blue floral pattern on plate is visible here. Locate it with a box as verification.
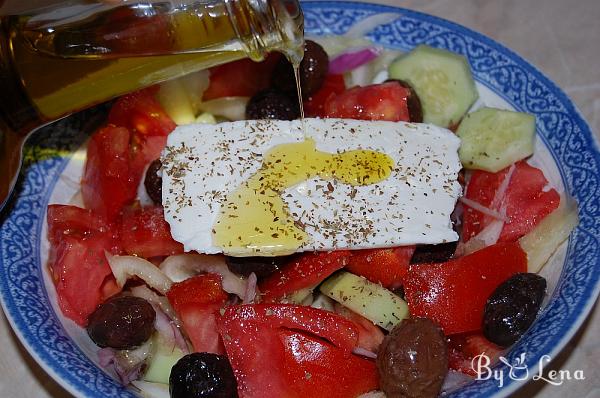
[1,2,599,397]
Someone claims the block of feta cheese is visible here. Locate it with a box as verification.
[161,118,462,255]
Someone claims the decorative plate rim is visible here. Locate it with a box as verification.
[1,2,599,397]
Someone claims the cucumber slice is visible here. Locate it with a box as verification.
[457,107,535,172]
[519,197,579,273]
[319,271,408,331]
[143,344,185,384]
[388,45,478,127]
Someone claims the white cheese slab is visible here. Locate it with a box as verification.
[162,118,462,254]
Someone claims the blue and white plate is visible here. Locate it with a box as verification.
[1,1,599,397]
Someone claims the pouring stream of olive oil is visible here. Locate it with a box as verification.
[0,0,304,208]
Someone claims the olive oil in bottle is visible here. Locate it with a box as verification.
[0,0,304,208]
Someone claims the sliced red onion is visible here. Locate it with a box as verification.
[129,285,180,325]
[159,253,247,299]
[105,253,173,294]
[152,303,189,354]
[98,347,116,368]
[97,341,152,385]
[352,346,377,359]
[242,272,258,304]
[459,197,509,222]
[329,47,381,74]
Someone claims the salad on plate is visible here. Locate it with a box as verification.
[44,28,579,398]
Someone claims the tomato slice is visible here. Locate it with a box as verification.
[47,205,121,326]
[47,204,113,244]
[304,74,346,117]
[404,242,527,335]
[333,304,384,353]
[49,235,120,326]
[167,273,229,311]
[108,89,176,137]
[119,206,184,258]
[167,274,228,354]
[202,54,281,101]
[323,81,411,121]
[346,246,415,289]
[448,333,502,376]
[278,329,379,398]
[462,161,560,242]
[82,125,137,221]
[217,304,377,398]
[258,251,351,302]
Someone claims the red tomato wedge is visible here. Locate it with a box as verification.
[462,161,560,243]
[333,304,384,353]
[108,89,176,137]
[278,329,379,398]
[167,274,228,354]
[448,333,502,376]
[323,81,411,121]
[217,304,378,398]
[119,206,184,258]
[47,205,121,326]
[304,74,346,117]
[404,242,527,335]
[47,204,113,244]
[108,89,176,189]
[346,246,415,289]
[82,125,137,221]
[258,251,351,302]
[202,54,281,100]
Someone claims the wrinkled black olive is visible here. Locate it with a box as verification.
[385,79,423,123]
[377,318,448,398]
[271,40,329,99]
[225,255,296,279]
[246,89,299,120]
[169,353,238,398]
[144,158,163,205]
[410,241,458,264]
[87,295,155,350]
[483,273,547,347]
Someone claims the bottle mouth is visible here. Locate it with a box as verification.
[236,0,304,63]
[270,0,304,63]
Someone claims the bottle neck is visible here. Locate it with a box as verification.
[226,0,304,64]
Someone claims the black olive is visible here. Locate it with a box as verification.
[377,318,448,398]
[225,255,296,279]
[271,40,329,99]
[245,89,299,120]
[169,353,238,398]
[87,295,155,350]
[410,241,457,264]
[144,158,163,205]
[483,273,547,347]
[385,79,423,123]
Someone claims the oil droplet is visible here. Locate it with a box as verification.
[212,138,394,256]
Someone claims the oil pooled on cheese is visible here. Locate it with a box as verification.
[212,138,394,256]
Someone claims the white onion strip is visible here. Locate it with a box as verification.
[159,253,247,299]
[459,197,509,222]
[352,346,377,359]
[242,272,258,304]
[105,253,173,294]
